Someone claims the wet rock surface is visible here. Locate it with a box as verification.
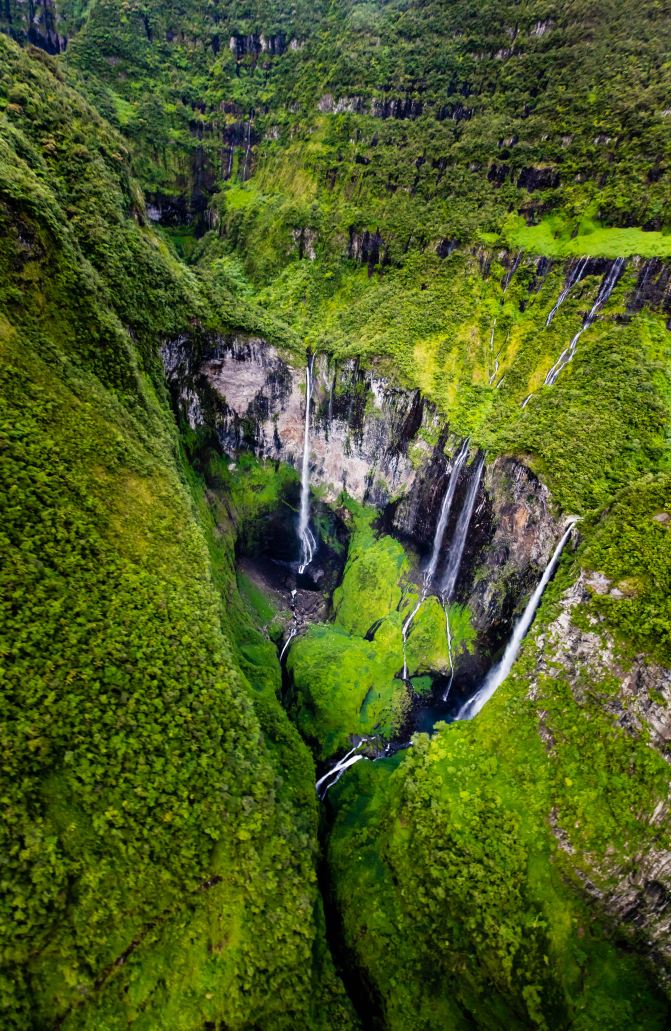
[162,332,565,669]
[528,570,671,984]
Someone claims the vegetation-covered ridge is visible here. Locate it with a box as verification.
[9,0,667,242]
[0,35,354,1029]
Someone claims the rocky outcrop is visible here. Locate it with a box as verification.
[627,257,671,326]
[164,334,440,508]
[1,0,66,54]
[466,459,564,649]
[529,570,671,984]
[348,228,387,272]
[161,332,565,661]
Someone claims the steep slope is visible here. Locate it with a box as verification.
[0,37,354,1030]
[22,0,670,239]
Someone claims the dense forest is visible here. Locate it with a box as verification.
[0,2,670,1029]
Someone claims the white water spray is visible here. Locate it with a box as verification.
[279,628,298,664]
[440,454,485,603]
[402,440,470,680]
[298,355,316,574]
[457,520,576,721]
[544,258,625,386]
[316,739,371,797]
[545,257,588,326]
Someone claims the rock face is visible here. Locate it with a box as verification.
[165,334,439,507]
[530,571,671,985]
[1,0,66,53]
[161,332,564,650]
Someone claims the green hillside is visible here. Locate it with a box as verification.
[1,3,670,1029]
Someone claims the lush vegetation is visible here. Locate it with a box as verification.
[328,513,671,1028]
[288,501,474,758]
[1,1,670,1028]
[0,36,354,1030]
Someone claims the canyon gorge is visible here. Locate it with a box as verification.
[1,2,670,1028]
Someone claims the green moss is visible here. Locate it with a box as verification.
[333,502,409,638]
[504,216,671,259]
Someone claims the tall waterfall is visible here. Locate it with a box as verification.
[298,354,317,574]
[440,453,485,603]
[544,258,625,386]
[424,440,469,588]
[457,520,575,721]
[402,440,469,680]
[545,257,588,326]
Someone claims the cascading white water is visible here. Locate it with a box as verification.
[298,354,317,574]
[401,597,423,680]
[316,738,371,797]
[545,256,588,327]
[502,250,523,293]
[424,440,470,588]
[544,257,625,386]
[456,520,576,721]
[401,440,470,680]
[279,627,298,664]
[440,453,485,603]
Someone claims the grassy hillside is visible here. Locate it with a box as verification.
[0,37,354,1029]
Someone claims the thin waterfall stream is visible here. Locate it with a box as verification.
[457,520,576,720]
[298,354,317,575]
[545,257,589,326]
[544,257,625,386]
[401,440,470,681]
[522,258,626,408]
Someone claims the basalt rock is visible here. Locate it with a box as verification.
[161,332,564,663]
[529,570,671,985]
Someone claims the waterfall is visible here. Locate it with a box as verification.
[424,440,469,588]
[242,120,253,180]
[401,597,423,681]
[502,251,523,293]
[279,627,298,664]
[298,354,317,574]
[545,257,588,326]
[457,521,576,721]
[401,440,470,681]
[442,602,455,701]
[488,321,499,385]
[544,258,625,386]
[440,453,485,603]
[316,739,371,798]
